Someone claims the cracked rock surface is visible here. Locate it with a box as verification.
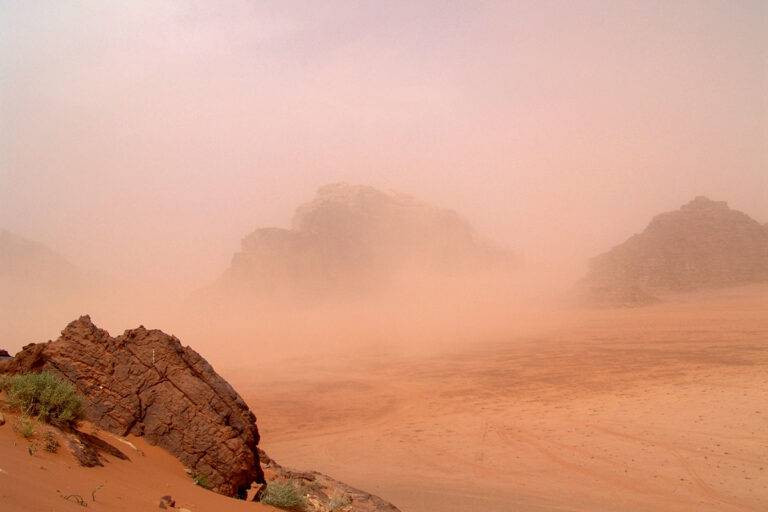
[0,315,264,497]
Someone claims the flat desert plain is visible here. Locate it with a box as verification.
[236,284,768,512]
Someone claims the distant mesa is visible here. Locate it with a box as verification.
[213,183,515,300]
[579,196,768,306]
[0,229,80,291]
[0,230,90,351]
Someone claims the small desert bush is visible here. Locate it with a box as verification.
[43,431,59,453]
[260,480,306,511]
[13,411,37,438]
[0,372,85,427]
[191,472,209,488]
[327,496,348,511]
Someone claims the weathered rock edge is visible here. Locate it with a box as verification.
[259,449,402,512]
[0,315,265,497]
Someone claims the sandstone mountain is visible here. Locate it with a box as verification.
[0,229,80,292]
[213,183,514,301]
[580,196,768,305]
[0,230,88,349]
[0,316,265,497]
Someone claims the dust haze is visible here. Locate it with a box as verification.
[1,3,767,511]
[2,1,765,353]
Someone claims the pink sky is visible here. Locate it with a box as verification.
[1,0,766,289]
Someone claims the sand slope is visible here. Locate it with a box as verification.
[0,417,275,512]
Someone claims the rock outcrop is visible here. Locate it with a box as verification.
[259,449,401,512]
[0,316,264,497]
[213,183,514,300]
[579,196,768,305]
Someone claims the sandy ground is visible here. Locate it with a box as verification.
[0,415,275,512]
[237,284,768,512]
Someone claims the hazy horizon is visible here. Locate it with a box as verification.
[2,0,765,293]
[1,5,767,511]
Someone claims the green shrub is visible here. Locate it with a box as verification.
[190,472,208,488]
[327,496,348,511]
[0,374,11,393]
[13,412,37,438]
[0,372,85,427]
[260,480,306,511]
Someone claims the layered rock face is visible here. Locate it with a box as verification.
[0,316,264,497]
[215,183,513,299]
[580,196,768,304]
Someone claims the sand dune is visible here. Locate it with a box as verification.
[234,284,768,512]
[0,416,276,512]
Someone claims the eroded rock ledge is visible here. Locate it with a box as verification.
[259,449,401,512]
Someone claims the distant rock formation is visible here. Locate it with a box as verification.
[579,196,768,305]
[0,229,82,301]
[0,229,80,290]
[0,230,87,350]
[0,316,265,497]
[213,183,514,300]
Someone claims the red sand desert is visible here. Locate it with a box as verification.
[235,284,768,512]
[2,2,766,511]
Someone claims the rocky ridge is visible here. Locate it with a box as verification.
[214,183,514,300]
[579,196,768,305]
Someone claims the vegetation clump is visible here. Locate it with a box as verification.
[43,431,59,453]
[191,472,209,488]
[260,480,307,511]
[0,372,85,428]
[327,496,349,511]
[13,412,37,438]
